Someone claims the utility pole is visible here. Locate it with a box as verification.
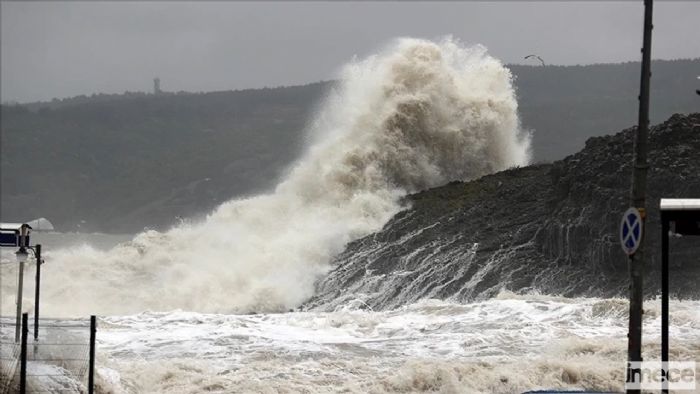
[627,0,653,393]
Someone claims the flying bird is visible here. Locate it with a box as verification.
[524,54,545,66]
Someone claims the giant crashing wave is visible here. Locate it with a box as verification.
[0,37,530,316]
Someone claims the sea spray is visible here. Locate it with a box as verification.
[0,37,530,316]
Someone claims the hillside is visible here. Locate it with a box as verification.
[303,113,700,310]
[510,59,700,160]
[1,59,698,233]
[1,83,326,232]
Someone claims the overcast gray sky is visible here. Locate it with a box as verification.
[2,1,698,103]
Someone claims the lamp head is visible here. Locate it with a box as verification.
[15,246,29,263]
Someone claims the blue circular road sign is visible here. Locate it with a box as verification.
[620,207,643,255]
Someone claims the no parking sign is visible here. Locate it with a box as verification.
[620,207,643,255]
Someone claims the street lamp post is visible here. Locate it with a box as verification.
[15,249,26,343]
[14,244,43,343]
[14,225,30,343]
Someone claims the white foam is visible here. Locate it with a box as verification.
[93,296,700,393]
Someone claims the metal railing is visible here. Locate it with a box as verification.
[0,314,96,394]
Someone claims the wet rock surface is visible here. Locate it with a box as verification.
[305,113,700,310]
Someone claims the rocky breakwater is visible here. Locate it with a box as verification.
[304,113,700,311]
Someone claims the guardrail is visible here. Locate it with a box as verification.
[0,314,96,394]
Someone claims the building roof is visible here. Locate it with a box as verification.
[660,199,700,211]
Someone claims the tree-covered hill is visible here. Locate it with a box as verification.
[1,59,698,233]
[1,83,327,232]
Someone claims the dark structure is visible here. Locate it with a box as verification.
[660,199,700,394]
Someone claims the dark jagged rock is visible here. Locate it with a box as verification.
[304,113,700,311]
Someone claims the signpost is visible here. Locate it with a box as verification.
[627,2,654,392]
